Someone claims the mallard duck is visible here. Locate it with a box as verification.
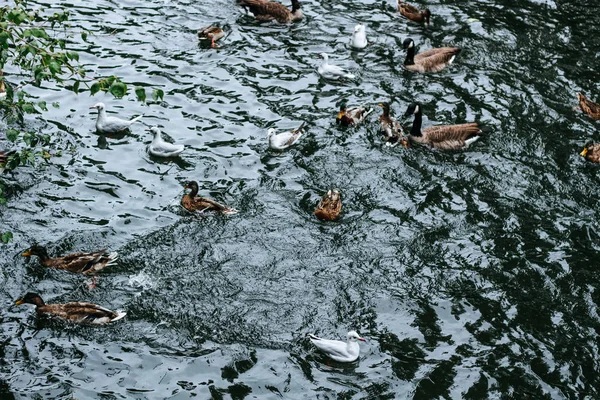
[318,53,355,80]
[308,331,365,362]
[350,24,367,50]
[336,100,373,126]
[577,93,600,120]
[580,142,600,163]
[15,292,126,325]
[90,102,143,134]
[197,26,225,48]
[147,127,185,157]
[402,38,461,73]
[22,245,118,274]
[267,122,305,150]
[181,181,238,214]
[314,189,342,221]
[239,0,302,23]
[398,2,431,25]
[378,103,405,147]
[403,103,482,150]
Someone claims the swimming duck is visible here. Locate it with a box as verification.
[314,189,342,221]
[15,292,126,325]
[239,0,303,23]
[318,53,355,80]
[350,24,367,50]
[197,26,225,48]
[308,331,365,362]
[181,181,238,214]
[22,245,118,274]
[267,122,305,150]
[580,142,600,163]
[147,127,185,157]
[336,100,373,126]
[398,2,431,25]
[577,93,600,120]
[378,103,405,147]
[403,103,482,150]
[402,38,461,73]
[90,102,143,134]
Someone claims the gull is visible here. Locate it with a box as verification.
[267,122,305,150]
[308,331,366,362]
[147,126,185,157]
[90,102,143,134]
[350,24,367,49]
[318,53,355,80]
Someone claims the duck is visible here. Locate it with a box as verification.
[239,0,302,23]
[15,292,126,325]
[267,122,305,150]
[147,126,185,157]
[402,38,461,73]
[350,24,367,50]
[580,142,600,163]
[197,26,225,48]
[90,102,143,134]
[0,70,6,100]
[398,2,431,25]
[403,103,482,150]
[318,53,355,80]
[181,181,238,214]
[378,103,405,147]
[22,245,118,274]
[336,100,373,126]
[314,189,342,221]
[577,93,600,120]
[308,331,365,362]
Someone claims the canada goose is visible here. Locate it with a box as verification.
[398,2,431,25]
[239,0,303,23]
[402,38,461,73]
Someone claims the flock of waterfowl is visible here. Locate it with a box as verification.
[2,0,600,363]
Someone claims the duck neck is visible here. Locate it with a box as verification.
[410,109,422,137]
[189,185,198,197]
[404,45,415,66]
[31,296,45,307]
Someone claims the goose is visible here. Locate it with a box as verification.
[402,38,461,73]
[336,100,373,126]
[350,24,367,49]
[22,245,118,275]
[181,181,238,214]
[403,103,482,150]
[147,127,185,157]
[197,26,225,48]
[239,0,303,23]
[90,102,143,134]
[308,331,365,362]
[318,53,355,80]
[378,103,405,147]
[577,93,600,120]
[398,2,431,25]
[267,122,305,150]
[314,189,342,221]
[580,142,600,163]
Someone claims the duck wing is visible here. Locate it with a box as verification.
[578,93,600,120]
[398,2,421,18]
[41,302,125,324]
[239,0,291,22]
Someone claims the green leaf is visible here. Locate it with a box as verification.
[37,100,47,111]
[31,29,49,39]
[6,129,19,142]
[67,51,79,61]
[135,86,146,102]
[90,82,100,95]
[49,61,61,75]
[152,89,164,101]
[22,103,35,114]
[109,81,127,98]
[52,102,60,108]
[1,232,12,244]
[72,80,80,93]
[81,31,88,42]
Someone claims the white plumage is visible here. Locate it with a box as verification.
[350,24,367,49]
[147,126,185,157]
[90,102,143,134]
[308,331,365,362]
[318,53,355,80]
[267,122,305,150]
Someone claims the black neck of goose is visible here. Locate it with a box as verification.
[410,110,422,137]
[291,0,300,11]
[404,46,415,66]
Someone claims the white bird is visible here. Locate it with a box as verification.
[90,102,143,134]
[146,126,185,157]
[308,331,365,362]
[267,122,305,150]
[350,24,367,49]
[318,53,355,80]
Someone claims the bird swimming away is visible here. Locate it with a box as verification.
[350,24,367,49]
[181,181,238,214]
[90,102,143,134]
[308,331,365,362]
[398,1,431,25]
[197,26,225,48]
[267,122,305,150]
[577,93,600,120]
[402,38,461,73]
[22,245,118,275]
[239,0,303,23]
[147,126,185,157]
[318,53,355,80]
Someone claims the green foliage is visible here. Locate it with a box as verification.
[1,231,12,243]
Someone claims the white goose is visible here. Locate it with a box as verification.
[318,53,355,80]
[147,126,185,157]
[90,102,143,134]
[350,24,367,49]
[267,122,305,150]
[308,331,365,362]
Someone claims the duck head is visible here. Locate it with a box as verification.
[22,244,49,260]
[15,292,45,307]
[378,102,391,116]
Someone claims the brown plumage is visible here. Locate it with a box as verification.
[15,292,126,325]
[398,2,431,25]
[198,26,225,48]
[239,0,303,23]
[403,103,483,150]
[181,181,237,214]
[0,151,8,165]
[22,245,118,274]
[580,143,600,163]
[577,93,600,120]
[378,103,405,147]
[314,189,342,221]
[402,38,460,73]
[336,100,373,126]
[0,70,5,99]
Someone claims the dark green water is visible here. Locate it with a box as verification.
[1,0,600,398]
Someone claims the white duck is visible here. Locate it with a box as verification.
[147,126,185,157]
[308,331,365,362]
[90,102,143,134]
[267,122,305,150]
[350,24,367,49]
[318,53,355,80]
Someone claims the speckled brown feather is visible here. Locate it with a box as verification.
[239,0,302,23]
[410,123,481,150]
[314,191,342,221]
[578,93,600,120]
[0,151,8,166]
[22,247,117,274]
[181,181,237,214]
[581,143,600,163]
[36,302,122,323]
[398,2,429,23]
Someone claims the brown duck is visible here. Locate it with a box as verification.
[577,93,600,120]
[198,26,225,48]
[0,70,6,100]
[314,189,342,221]
[580,142,600,163]
[336,100,373,126]
[378,103,405,147]
[402,38,461,73]
[181,181,237,214]
[403,103,483,150]
[22,245,118,274]
[239,0,303,23]
[15,292,126,325]
[398,2,431,25]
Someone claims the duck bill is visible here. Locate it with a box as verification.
[21,250,31,257]
[580,148,588,157]
[14,299,24,306]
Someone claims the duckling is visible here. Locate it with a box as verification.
[577,93,600,120]
[336,100,373,126]
[239,0,303,23]
[90,102,143,134]
[403,103,482,150]
[181,181,237,214]
[22,245,118,274]
[402,38,461,73]
[314,189,342,221]
[267,122,305,150]
[378,103,404,147]
[15,292,126,325]
[308,331,365,362]
[580,142,600,163]
[197,26,225,48]
[398,2,431,25]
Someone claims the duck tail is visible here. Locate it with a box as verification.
[111,311,127,322]
[221,207,238,215]
[105,252,119,267]
[344,73,356,79]
[362,107,374,118]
